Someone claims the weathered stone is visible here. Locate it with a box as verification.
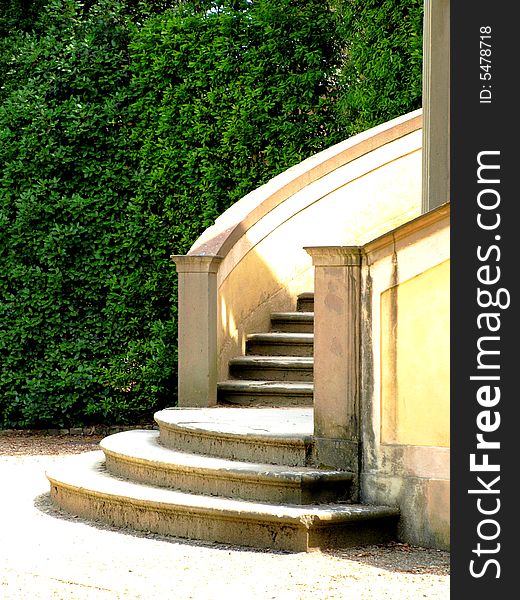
[47,452,398,553]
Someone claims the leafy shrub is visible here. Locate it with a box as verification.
[0,0,48,35]
[0,0,341,428]
[129,0,343,248]
[334,0,423,136]
[0,0,177,428]
[0,0,423,428]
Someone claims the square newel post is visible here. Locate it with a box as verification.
[422,0,450,212]
[171,255,223,407]
[304,247,362,482]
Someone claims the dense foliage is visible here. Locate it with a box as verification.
[335,0,423,135]
[129,0,342,249]
[0,0,423,429]
[0,0,163,428]
[0,0,343,428]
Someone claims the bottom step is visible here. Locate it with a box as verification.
[47,452,399,553]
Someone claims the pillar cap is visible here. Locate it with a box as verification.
[304,246,363,267]
[171,254,223,274]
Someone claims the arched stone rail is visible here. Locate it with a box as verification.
[173,110,423,407]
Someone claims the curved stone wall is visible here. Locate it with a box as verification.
[187,110,423,377]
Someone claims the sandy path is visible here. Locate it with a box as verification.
[0,434,449,599]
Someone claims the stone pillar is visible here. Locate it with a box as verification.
[304,247,362,481]
[422,0,450,212]
[171,255,223,407]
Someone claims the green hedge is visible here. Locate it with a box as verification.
[129,0,342,247]
[0,0,342,428]
[335,0,423,136]
[0,0,423,429]
[0,0,172,428]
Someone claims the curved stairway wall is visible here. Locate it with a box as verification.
[180,110,423,383]
[47,110,450,552]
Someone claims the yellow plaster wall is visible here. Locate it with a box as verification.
[381,260,450,447]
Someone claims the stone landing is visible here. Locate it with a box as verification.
[47,407,399,552]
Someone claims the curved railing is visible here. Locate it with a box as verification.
[173,109,423,406]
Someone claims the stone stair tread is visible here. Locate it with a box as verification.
[246,332,314,342]
[271,312,314,321]
[217,381,313,394]
[101,429,351,484]
[46,287,402,551]
[155,407,313,439]
[47,452,397,525]
[297,294,314,312]
[245,332,314,358]
[229,356,313,368]
[156,408,314,466]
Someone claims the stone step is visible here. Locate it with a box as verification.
[217,380,313,407]
[155,407,313,467]
[101,430,352,504]
[270,312,314,334]
[228,356,313,382]
[47,452,399,552]
[297,293,314,313]
[246,332,314,357]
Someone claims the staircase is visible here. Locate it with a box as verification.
[217,293,315,407]
[47,294,399,552]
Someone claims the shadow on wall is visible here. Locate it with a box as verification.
[358,206,450,550]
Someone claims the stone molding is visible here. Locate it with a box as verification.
[305,246,362,481]
[172,256,222,407]
[171,254,223,274]
[364,202,450,258]
[304,246,363,268]
[422,0,450,212]
[190,111,422,260]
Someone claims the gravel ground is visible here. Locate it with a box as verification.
[0,432,450,599]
